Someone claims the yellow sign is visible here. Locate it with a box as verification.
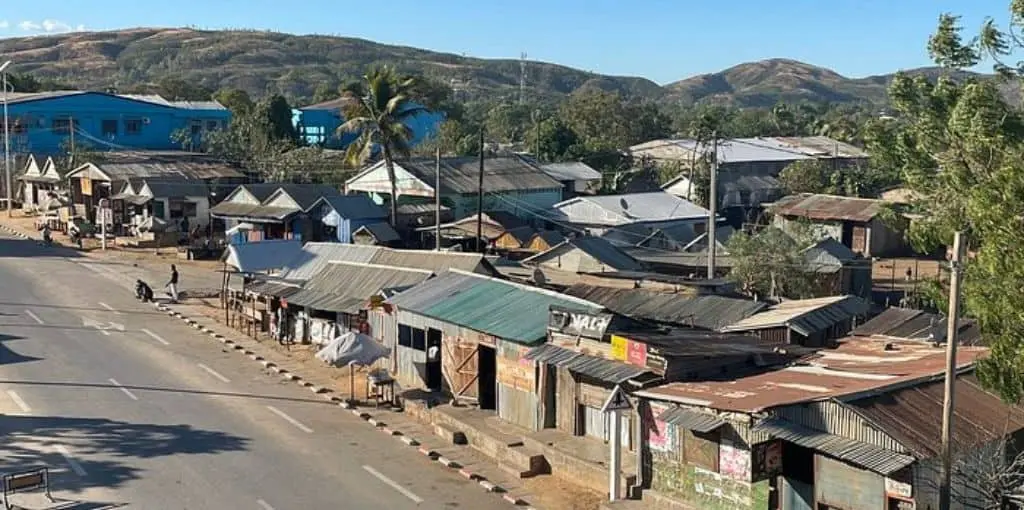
[80,176,92,196]
[369,295,384,308]
[610,335,627,361]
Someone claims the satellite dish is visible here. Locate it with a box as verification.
[415,216,426,226]
[532,268,547,287]
[620,198,629,211]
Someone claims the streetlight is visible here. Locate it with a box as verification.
[0,60,11,218]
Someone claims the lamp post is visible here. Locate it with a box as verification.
[1,60,12,218]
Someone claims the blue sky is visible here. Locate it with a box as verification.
[0,0,1012,84]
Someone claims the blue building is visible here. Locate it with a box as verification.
[293,97,444,149]
[3,91,231,155]
[307,195,388,243]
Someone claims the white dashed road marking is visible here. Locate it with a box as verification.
[55,445,87,476]
[256,499,276,510]
[141,328,170,345]
[197,363,231,383]
[108,378,139,401]
[24,310,44,324]
[363,465,424,504]
[6,390,31,413]
[266,406,313,434]
[98,302,118,313]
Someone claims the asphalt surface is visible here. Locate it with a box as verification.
[0,234,495,509]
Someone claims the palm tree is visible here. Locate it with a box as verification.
[339,67,427,227]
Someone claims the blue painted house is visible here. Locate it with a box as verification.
[307,195,388,243]
[293,97,443,149]
[3,91,231,155]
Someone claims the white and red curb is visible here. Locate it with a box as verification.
[151,300,537,509]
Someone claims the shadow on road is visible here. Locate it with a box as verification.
[0,238,83,259]
[0,333,43,366]
[0,413,249,494]
[0,379,335,406]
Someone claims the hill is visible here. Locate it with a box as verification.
[0,28,996,107]
[662,58,995,107]
[0,28,663,104]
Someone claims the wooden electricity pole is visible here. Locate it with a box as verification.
[434,147,441,250]
[476,129,485,254]
[939,231,966,510]
[706,133,719,279]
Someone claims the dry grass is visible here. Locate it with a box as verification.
[522,475,604,510]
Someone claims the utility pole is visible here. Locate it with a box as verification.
[434,147,442,251]
[2,67,10,218]
[476,129,485,254]
[69,115,76,169]
[533,109,541,160]
[939,231,966,510]
[706,133,718,279]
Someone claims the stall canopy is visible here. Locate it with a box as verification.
[316,331,391,367]
[222,239,303,274]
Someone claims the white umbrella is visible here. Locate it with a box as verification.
[225,222,255,236]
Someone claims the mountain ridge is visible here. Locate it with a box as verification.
[0,28,974,107]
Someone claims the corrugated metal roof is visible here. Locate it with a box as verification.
[371,249,497,276]
[270,184,343,210]
[848,374,1024,459]
[658,407,727,433]
[771,193,888,223]
[555,192,710,223]
[532,230,566,248]
[635,338,988,413]
[142,179,211,198]
[286,261,433,313]
[311,194,387,218]
[563,284,765,330]
[540,162,602,182]
[222,240,304,273]
[68,152,244,182]
[353,156,562,195]
[721,296,870,336]
[397,203,451,215]
[247,278,304,298]
[388,269,603,344]
[754,418,915,475]
[803,238,858,274]
[851,308,983,346]
[524,236,644,272]
[631,137,867,163]
[562,353,654,384]
[354,222,402,243]
[524,344,582,366]
[209,202,299,222]
[278,243,382,281]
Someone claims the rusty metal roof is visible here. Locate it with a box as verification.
[658,407,726,433]
[635,338,988,412]
[770,193,888,222]
[848,374,1024,459]
[563,284,765,330]
[851,307,983,346]
[754,418,915,475]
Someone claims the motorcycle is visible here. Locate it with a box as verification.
[41,225,52,247]
[69,225,83,249]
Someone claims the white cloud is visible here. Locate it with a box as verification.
[17,19,85,34]
[0,20,9,29]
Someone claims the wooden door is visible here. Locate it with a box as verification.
[442,337,479,400]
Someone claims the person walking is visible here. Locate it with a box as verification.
[166,264,180,303]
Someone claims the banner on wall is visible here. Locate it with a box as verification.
[610,335,627,361]
[647,402,674,452]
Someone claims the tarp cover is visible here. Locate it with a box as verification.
[316,331,391,367]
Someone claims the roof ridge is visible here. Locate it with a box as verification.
[446,268,602,308]
[326,260,435,275]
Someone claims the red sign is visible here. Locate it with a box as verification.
[626,340,647,366]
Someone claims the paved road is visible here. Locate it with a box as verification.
[0,234,493,509]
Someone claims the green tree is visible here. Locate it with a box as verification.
[560,90,671,152]
[258,94,298,142]
[527,117,581,162]
[484,103,532,143]
[156,76,214,101]
[878,4,1024,402]
[213,88,254,114]
[727,226,820,299]
[312,83,338,104]
[778,159,833,194]
[340,66,427,227]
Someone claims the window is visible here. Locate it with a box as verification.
[52,117,78,135]
[101,119,118,137]
[168,200,198,219]
[151,201,166,219]
[125,119,143,135]
[411,328,426,351]
[398,325,412,348]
